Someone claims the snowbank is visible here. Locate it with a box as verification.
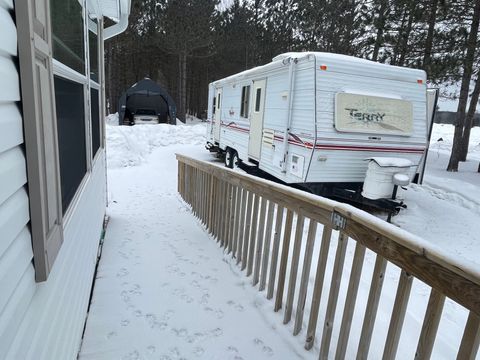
[106,123,206,168]
[106,113,120,126]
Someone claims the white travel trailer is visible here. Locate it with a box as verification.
[206,52,437,204]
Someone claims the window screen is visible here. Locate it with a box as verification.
[255,88,262,112]
[91,88,100,157]
[51,0,85,74]
[54,76,87,213]
[240,86,250,118]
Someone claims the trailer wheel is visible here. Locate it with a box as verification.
[225,148,234,168]
[232,151,240,169]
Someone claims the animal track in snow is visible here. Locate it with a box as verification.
[253,338,274,357]
[116,268,129,277]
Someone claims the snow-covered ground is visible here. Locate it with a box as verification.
[80,118,479,359]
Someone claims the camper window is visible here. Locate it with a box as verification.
[240,85,250,118]
[212,97,216,114]
[217,93,221,109]
[51,0,85,74]
[255,88,262,112]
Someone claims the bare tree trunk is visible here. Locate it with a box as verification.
[176,50,187,122]
[397,3,416,67]
[447,0,480,171]
[423,0,439,73]
[372,0,389,62]
[459,76,480,161]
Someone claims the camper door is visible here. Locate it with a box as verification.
[214,88,222,141]
[248,79,266,160]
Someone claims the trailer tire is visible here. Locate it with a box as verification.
[232,151,240,169]
[225,148,234,168]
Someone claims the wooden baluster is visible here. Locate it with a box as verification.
[267,205,284,300]
[236,189,248,265]
[284,214,305,324]
[229,186,239,255]
[253,198,268,286]
[335,243,367,359]
[274,209,294,312]
[457,312,480,360]
[259,201,275,292]
[231,187,242,258]
[415,289,446,360]
[242,191,254,270]
[223,183,233,250]
[294,219,318,335]
[247,194,261,276]
[382,270,413,360]
[356,255,388,359]
[319,232,349,359]
[303,226,334,349]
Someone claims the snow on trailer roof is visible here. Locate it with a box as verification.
[212,52,426,86]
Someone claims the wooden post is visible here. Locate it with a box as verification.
[267,205,284,300]
[319,232,349,359]
[382,270,413,360]
[284,214,305,324]
[294,219,318,335]
[335,243,367,359]
[242,191,254,270]
[253,198,268,285]
[274,209,294,312]
[259,201,275,291]
[457,312,480,360]
[305,225,333,350]
[415,289,446,359]
[356,255,388,359]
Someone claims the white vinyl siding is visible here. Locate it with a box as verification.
[0,1,108,358]
[0,2,36,358]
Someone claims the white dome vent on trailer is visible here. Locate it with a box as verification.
[362,157,413,200]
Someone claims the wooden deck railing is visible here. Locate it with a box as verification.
[176,154,480,359]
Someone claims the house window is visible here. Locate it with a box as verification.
[255,88,262,112]
[51,0,85,74]
[240,85,250,118]
[54,76,87,214]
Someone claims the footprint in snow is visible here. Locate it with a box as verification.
[120,319,130,327]
[117,268,129,277]
[146,345,156,354]
[253,338,274,357]
[106,331,117,340]
[122,350,140,360]
[193,346,204,357]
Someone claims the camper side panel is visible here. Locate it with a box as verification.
[0,4,36,358]
[259,56,316,183]
[7,155,106,360]
[0,3,107,358]
[306,59,427,183]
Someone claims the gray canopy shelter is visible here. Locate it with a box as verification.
[118,78,177,125]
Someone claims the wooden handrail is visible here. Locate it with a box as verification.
[176,154,480,359]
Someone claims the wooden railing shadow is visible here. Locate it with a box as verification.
[176,154,480,359]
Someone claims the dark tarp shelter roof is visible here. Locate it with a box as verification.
[118,78,176,125]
